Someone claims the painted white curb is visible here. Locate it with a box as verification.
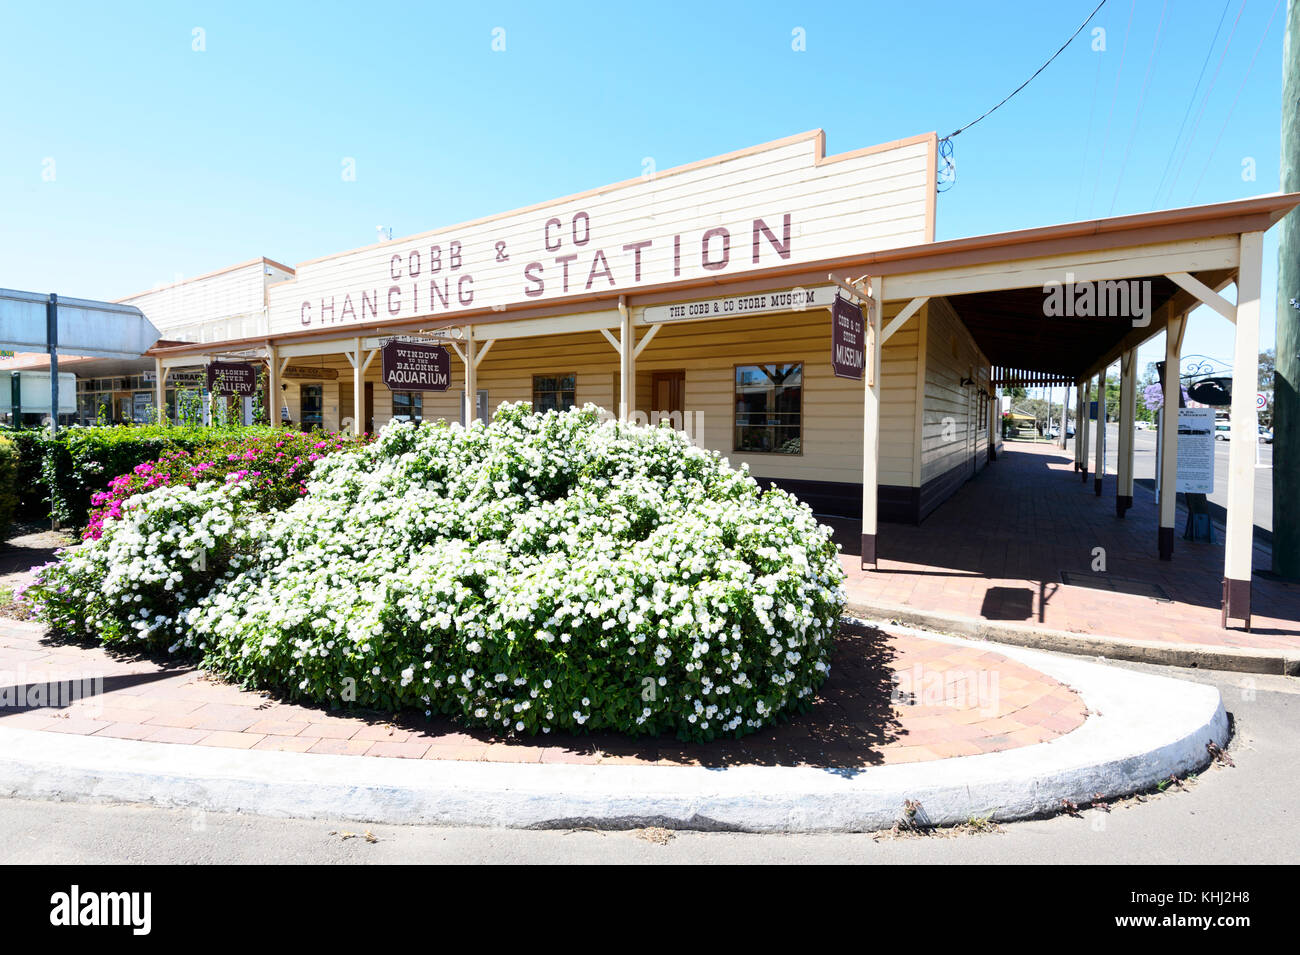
[0,630,1228,832]
[847,598,1300,675]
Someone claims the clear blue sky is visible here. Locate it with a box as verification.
[1,0,1290,378]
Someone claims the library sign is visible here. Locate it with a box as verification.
[381,339,451,391]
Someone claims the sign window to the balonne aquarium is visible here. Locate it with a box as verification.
[533,374,576,413]
[734,363,803,455]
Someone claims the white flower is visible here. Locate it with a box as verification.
[41,403,843,744]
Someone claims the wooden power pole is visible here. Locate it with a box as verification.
[1277,0,1300,578]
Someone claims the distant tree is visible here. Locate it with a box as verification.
[1260,348,1276,391]
[1135,365,1160,423]
[1009,397,1063,432]
[1259,348,1275,427]
[1105,378,1121,421]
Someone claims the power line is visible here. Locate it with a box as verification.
[1110,0,1168,213]
[1165,0,1247,204]
[1090,0,1136,215]
[1152,0,1232,205]
[943,0,1107,141]
[1190,0,1285,201]
[1073,46,1107,219]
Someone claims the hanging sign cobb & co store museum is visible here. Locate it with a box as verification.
[830,295,865,380]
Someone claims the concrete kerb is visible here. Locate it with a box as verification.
[847,600,1300,676]
[0,628,1229,832]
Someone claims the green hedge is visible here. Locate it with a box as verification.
[3,430,49,523]
[5,424,292,530]
[0,434,17,540]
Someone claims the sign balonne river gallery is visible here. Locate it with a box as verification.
[267,133,934,335]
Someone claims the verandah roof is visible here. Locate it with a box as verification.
[947,279,1183,382]
[143,192,1300,363]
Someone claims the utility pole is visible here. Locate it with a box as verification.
[48,294,59,436]
[1276,0,1300,578]
[1059,384,1069,449]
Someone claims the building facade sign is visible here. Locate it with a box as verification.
[281,364,340,380]
[206,360,259,396]
[268,133,935,335]
[830,295,865,380]
[644,285,837,325]
[1176,407,1215,494]
[380,339,451,391]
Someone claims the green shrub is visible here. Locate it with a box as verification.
[83,429,366,539]
[28,481,262,645]
[46,425,218,528]
[16,423,338,530]
[3,429,51,523]
[29,405,847,742]
[0,434,18,540]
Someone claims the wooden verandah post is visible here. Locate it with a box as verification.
[1116,349,1136,516]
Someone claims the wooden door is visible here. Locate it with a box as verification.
[651,371,685,424]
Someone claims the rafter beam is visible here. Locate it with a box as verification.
[632,322,661,359]
[1166,271,1236,323]
[880,296,928,343]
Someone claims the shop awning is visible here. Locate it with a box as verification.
[1,288,160,359]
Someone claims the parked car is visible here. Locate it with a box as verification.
[1134,420,1152,431]
[1259,427,1273,444]
[1215,423,1231,441]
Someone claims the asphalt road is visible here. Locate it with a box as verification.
[1042,425,1274,532]
[0,660,1294,864]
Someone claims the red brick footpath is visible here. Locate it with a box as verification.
[0,618,1084,769]
[840,443,1300,662]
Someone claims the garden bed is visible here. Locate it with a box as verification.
[24,405,847,742]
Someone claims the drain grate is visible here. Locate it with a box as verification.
[1059,571,1171,602]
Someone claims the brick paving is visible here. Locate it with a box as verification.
[0,618,1085,768]
[0,524,72,593]
[840,442,1300,652]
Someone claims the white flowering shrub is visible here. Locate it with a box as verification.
[28,481,262,648]
[194,404,845,741]
[33,403,846,742]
